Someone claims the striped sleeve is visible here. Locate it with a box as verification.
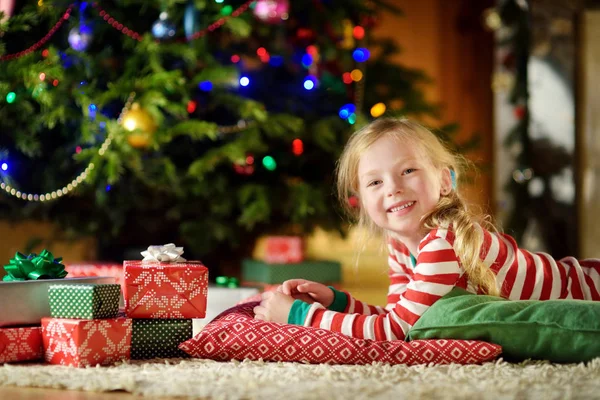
[386,240,413,310]
[337,239,412,316]
[301,233,463,341]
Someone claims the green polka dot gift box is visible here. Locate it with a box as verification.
[48,283,121,319]
[131,319,192,359]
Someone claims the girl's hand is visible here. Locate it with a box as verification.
[253,291,295,323]
[278,279,334,308]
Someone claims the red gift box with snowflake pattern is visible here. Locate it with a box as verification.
[264,236,304,264]
[65,263,124,289]
[41,317,132,367]
[0,326,43,363]
[123,260,208,319]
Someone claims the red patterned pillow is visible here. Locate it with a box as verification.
[179,302,502,365]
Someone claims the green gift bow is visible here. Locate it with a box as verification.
[3,250,68,281]
[215,276,240,288]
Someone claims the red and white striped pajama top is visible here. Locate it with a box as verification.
[301,226,600,341]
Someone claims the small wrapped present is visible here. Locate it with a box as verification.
[123,244,208,319]
[65,263,124,290]
[0,326,43,364]
[242,259,342,284]
[264,236,304,264]
[49,283,121,319]
[1,250,116,327]
[131,319,192,359]
[41,317,132,367]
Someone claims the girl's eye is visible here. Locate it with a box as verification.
[367,180,382,187]
[403,168,416,175]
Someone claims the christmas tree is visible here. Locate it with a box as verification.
[0,0,437,274]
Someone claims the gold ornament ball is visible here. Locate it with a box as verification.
[121,103,157,148]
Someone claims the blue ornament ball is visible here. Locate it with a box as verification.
[152,12,176,39]
[68,24,93,52]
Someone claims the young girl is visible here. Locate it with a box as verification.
[253,117,600,341]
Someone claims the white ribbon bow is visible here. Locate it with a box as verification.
[141,243,186,262]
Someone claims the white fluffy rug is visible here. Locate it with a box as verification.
[1,358,600,399]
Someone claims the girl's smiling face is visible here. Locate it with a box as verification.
[357,134,450,251]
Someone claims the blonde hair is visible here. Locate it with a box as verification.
[336,118,499,296]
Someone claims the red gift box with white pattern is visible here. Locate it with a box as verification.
[65,263,124,289]
[264,236,304,264]
[41,317,132,367]
[123,260,208,319]
[0,326,43,363]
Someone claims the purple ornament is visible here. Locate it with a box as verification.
[253,0,290,24]
[68,24,93,52]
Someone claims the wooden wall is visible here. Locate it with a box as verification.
[578,11,600,258]
[376,0,495,212]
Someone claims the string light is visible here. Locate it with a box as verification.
[303,76,317,90]
[260,53,270,63]
[292,139,304,156]
[1,163,7,171]
[352,48,370,62]
[342,72,352,84]
[350,69,363,81]
[262,156,277,171]
[338,104,356,119]
[6,92,16,103]
[301,54,313,68]
[370,103,386,118]
[187,100,197,113]
[0,92,136,202]
[353,26,365,40]
[239,76,250,87]
[199,81,213,91]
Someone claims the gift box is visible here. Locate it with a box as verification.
[49,283,121,319]
[0,326,43,364]
[41,317,132,367]
[65,263,124,289]
[131,319,192,359]
[192,285,260,333]
[123,244,208,319]
[264,236,304,264]
[124,261,208,319]
[242,259,342,284]
[0,276,118,328]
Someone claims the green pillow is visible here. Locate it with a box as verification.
[407,288,600,363]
